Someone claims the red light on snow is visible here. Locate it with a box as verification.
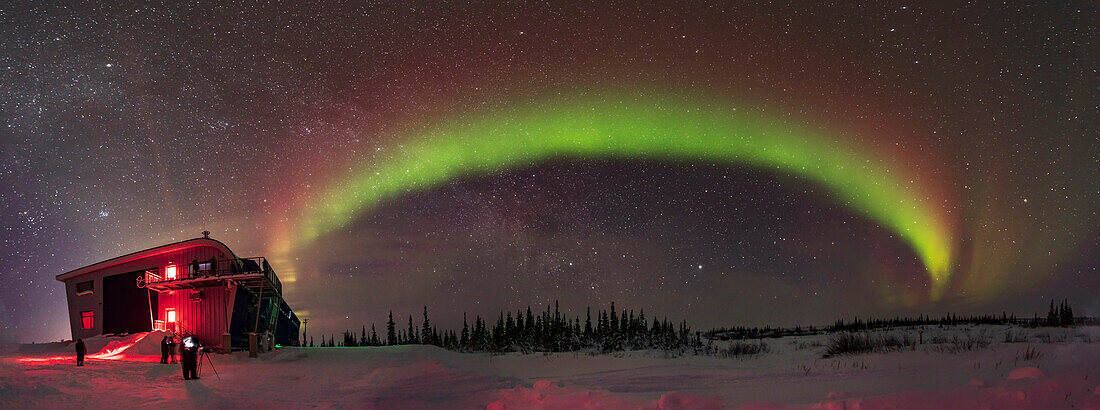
[18,333,159,365]
[165,264,177,280]
[17,356,74,365]
[166,308,177,323]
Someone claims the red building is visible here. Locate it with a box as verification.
[55,234,299,350]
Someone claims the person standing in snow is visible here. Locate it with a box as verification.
[161,335,171,364]
[75,338,86,366]
[168,335,177,364]
[180,335,200,380]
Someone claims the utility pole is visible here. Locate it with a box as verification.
[302,318,309,346]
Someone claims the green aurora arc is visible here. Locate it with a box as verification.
[293,92,955,299]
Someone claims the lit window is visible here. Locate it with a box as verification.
[165,264,177,280]
[81,311,94,329]
[199,262,211,271]
[166,308,177,323]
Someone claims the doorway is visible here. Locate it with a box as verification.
[102,269,158,334]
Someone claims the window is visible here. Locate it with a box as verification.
[81,311,94,329]
[76,280,94,295]
[166,308,177,323]
[199,262,211,271]
[164,264,177,280]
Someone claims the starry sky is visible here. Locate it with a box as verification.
[2,2,1097,343]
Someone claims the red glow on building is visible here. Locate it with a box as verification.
[81,310,94,329]
[55,237,301,350]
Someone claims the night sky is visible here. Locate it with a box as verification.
[2,2,1097,343]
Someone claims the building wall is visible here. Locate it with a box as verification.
[62,243,231,341]
[275,304,301,346]
[65,275,105,340]
[157,284,238,349]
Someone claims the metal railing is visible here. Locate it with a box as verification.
[146,257,280,293]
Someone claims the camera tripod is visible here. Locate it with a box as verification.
[197,348,221,380]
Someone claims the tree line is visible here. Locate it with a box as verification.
[706,299,1081,340]
[1047,299,1074,326]
[311,301,701,352]
[308,298,1083,348]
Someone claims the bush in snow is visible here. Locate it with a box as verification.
[925,334,991,353]
[719,341,769,358]
[823,332,914,357]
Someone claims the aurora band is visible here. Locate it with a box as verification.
[292,92,954,299]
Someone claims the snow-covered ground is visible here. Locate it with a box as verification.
[1,325,1098,408]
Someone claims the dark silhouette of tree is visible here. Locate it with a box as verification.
[407,315,419,344]
[1059,299,1074,326]
[352,300,763,354]
[492,312,505,351]
[584,307,593,343]
[473,315,487,350]
[386,311,397,345]
[421,306,433,345]
[460,313,470,349]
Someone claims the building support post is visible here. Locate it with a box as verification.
[271,307,280,350]
[249,283,264,358]
[147,289,155,331]
[253,283,264,334]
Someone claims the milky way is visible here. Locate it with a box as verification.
[1,2,1096,342]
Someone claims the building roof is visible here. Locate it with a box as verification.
[55,237,239,282]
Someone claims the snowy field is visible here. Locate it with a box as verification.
[2,326,1098,409]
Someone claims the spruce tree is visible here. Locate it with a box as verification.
[621,309,629,341]
[505,311,516,347]
[515,309,525,342]
[460,313,470,349]
[476,315,488,350]
[391,309,400,345]
[422,306,433,345]
[408,315,418,344]
[473,316,482,350]
[525,307,535,346]
[610,302,618,336]
[584,307,593,342]
[1059,299,1073,326]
